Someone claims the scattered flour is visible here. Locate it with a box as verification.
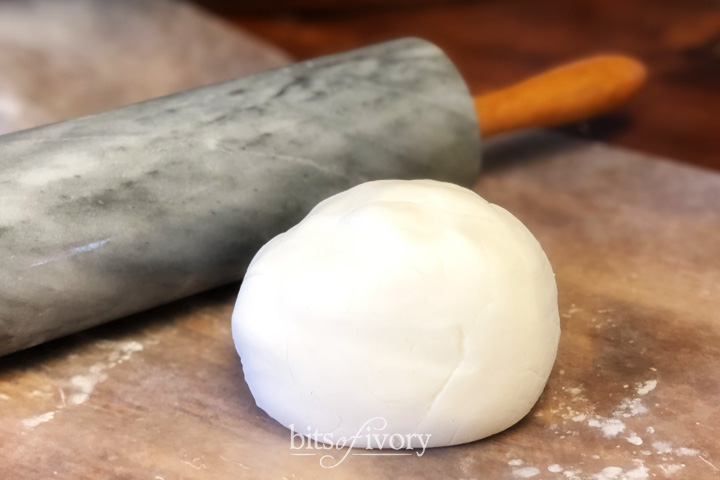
[458,455,474,474]
[588,418,626,438]
[624,462,649,479]
[515,371,702,479]
[675,447,699,456]
[69,364,107,405]
[592,466,622,479]
[0,393,10,400]
[512,467,540,478]
[30,389,52,398]
[615,398,648,418]
[22,411,55,428]
[636,380,657,396]
[562,469,582,479]
[698,456,719,472]
[69,341,142,405]
[20,340,145,428]
[652,441,673,454]
[659,464,683,475]
[542,462,650,480]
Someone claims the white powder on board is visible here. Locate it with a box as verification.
[68,341,143,405]
[624,463,649,479]
[652,441,673,454]
[588,418,626,437]
[636,380,657,396]
[21,340,145,428]
[69,365,109,405]
[593,466,622,479]
[512,467,540,478]
[519,370,703,479]
[676,447,699,456]
[566,387,583,396]
[21,411,55,428]
[29,389,52,398]
[537,462,652,480]
[615,398,648,418]
[659,464,683,475]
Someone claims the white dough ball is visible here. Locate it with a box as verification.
[233,179,559,448]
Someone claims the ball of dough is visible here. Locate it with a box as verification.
[233,179,559,448]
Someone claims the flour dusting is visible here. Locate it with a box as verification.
[624,462,649,479]
[22,411,55,428]
[566,387,583,396]
[658,464,683,475]
[20,339,146,428]
[636,380,657,396]
[675,447,699,457]
[30,389,52,398]
[652,441,672,454]
[588,418,626,438]
[69,365,108,405]
[514,359,703,479]
[512,467,540,478]
[68,341,143,405]
[615,398,648,418]
[592,466,622,479]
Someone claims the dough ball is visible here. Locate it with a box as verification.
[233,179,559,448]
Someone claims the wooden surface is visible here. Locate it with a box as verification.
[3,1,720,478]
[217,0,720,171]
[3,132,720,479]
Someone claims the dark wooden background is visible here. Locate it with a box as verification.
[200,0,720,171]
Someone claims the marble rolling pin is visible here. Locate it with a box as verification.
[0,38,646,356]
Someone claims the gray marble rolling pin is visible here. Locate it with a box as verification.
[0,38,646,356]
[0,38,480,355]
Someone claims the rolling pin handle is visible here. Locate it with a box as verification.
[474,55,648,137]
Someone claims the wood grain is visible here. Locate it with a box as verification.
[2,132,719,479]
[218,0,720,170]
[2,1,719,478]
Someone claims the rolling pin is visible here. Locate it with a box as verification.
[0,38,645,356]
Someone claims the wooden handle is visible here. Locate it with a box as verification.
[474,55,647,137]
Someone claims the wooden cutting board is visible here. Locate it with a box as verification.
[1,1,718,478]
[2,131,719,479]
